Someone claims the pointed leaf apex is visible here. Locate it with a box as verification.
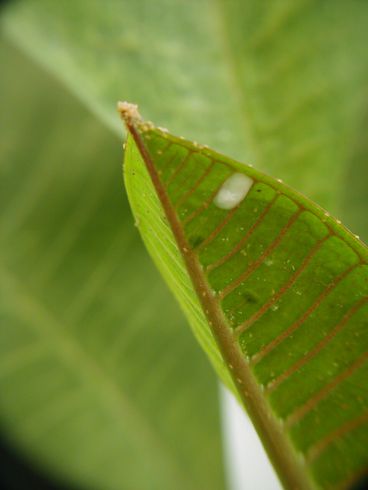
[117,101,156,133]
[117,101,141,124]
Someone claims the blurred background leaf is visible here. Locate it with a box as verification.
[0,35,224,490]
[2,0,368,218]
[341,106,368,243]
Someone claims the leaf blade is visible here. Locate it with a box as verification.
[123,108,368,490]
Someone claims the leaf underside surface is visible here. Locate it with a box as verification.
[123,110,368,490]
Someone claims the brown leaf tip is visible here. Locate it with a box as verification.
[117,101,141,125]
[117,101,155,133]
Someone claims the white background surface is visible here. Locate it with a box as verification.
[220,385,282,490]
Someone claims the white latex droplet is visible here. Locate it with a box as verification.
[214,173,253,210]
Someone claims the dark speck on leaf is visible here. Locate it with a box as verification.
[242,290,258,304]
[190,235,204,248]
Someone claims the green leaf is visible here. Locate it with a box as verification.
[122,105,368,490]
[0,38,224,490]
[2,0,368,213]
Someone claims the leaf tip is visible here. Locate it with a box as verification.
[117,100,141,125]
[117,101,155,134]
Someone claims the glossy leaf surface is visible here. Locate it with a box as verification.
[123,109,368,490]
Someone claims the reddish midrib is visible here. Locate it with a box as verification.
[126,123,311,490]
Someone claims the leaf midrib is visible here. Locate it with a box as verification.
[126,121,312,490]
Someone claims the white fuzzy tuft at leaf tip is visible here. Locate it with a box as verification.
[117,101,141,123]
